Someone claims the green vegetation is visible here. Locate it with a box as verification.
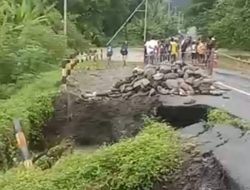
[186,0,250,51]
[0,121,182,190]
[0,70,60,170]
[0,0,181,99]
[0,0,66,98]
[207,109,250,130]
[60,0,179,46]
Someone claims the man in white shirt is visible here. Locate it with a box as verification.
[144,37,158,64]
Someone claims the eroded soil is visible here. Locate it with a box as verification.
[43,59,230,190]
[154,151,229,190]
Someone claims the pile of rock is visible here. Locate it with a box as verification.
[106,62,223,99]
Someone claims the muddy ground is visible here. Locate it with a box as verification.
[43,58,231,190]
[153,151,229,190]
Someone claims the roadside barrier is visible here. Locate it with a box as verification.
[61,52,80,121]
[218,52,250,65]
[12,52,80,169]
[13,118,33,169]
[76,49,103,62]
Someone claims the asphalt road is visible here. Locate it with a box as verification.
[111,48,250,190]
[110,47,250,121]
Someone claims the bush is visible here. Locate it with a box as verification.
[207,109,250,130]
[0,121,182,190]
[19,24,66,62]
[0,70,60,170]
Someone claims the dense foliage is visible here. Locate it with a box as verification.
[0,0,179,98]
[127,0,179,42]
[0,120,182,190]
[0,0,66,98]
[186,0,250,50]
[0,70,60,170]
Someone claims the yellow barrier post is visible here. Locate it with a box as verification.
[13,118,33,169]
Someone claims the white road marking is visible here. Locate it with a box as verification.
[215,81,250,97]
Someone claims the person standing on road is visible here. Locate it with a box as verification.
[106,44,113,65]
[181,37,192,62]
[191,41,197,65]
[169,37,178,63]
[206,36,216,63]
[120,41,128,66]
[197,40,206,64]
[166,39,171,61]
[145,36,158,64]
[159,40,167,62]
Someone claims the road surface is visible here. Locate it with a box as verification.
[109,47,250,121]
[81,48,250,190]
[110,48,250,190]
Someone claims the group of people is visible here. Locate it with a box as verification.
[105,35,216,68]
[144,35,217,66]
[144,37,179,65]
[189,36,216,65]
[106,41,129,66]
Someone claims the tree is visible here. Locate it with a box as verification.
[127,0,178,41]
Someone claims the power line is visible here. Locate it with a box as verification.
[106,0,146,46]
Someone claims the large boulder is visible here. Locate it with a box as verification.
[177,78,185,84]
[149,88,156,96]
[153,72,164,81]
[194,69,206,78]
[120,84,126,93]
[179,88,188,96]
[165,79,179,89]
[164,73,179,80]
[180,82,193,92]
[184,96,197,104]
[185,77,195,85]
[159,65,172,74]
[144,67,157,79]
[157,86,170,95]
[201,78,214,84]
[177,69,184,77]
[133,67,144,76]
[133,78,150,90]
[210,90,223,96]
[183,65,196,72]
[193,78,203,88]
[183,72,189,80]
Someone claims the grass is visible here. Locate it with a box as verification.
[0,59,137,170]
[207,108,250,130]
[219,49,250,57]
[0,69,60,169]
[217,50,250,76]
[0,120,182,190]
[0,65,59,100]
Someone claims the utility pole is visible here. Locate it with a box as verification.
[143,0,148,42]
[181,13,184,26]
[177,11,181,32]
[107,0,146,46]
[168,0,172,18]
[63,0,67,36]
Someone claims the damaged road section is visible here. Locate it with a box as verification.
[81,62,224,100]
[44,94,160,147]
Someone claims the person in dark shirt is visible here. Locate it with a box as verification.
[181,37,192,62]
[120,41,128,66]
[206,36,216,64]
